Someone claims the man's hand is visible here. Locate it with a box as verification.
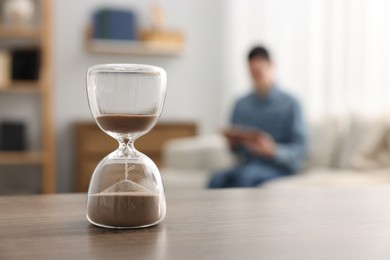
[223,129,242,149]
[242,133,276,158]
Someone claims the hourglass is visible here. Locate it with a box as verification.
[86,64,167,229]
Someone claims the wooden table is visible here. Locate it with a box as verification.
[2,188,390,259]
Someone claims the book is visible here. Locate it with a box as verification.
[93,9,137,40]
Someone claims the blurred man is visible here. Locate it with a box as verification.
[208,46,307,188]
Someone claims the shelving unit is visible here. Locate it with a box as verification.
[0,80,41,93]
[0,26,41,39]
[0,0,55,193]
[0,151,43,165]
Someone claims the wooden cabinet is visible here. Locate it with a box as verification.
[74,121,197,192]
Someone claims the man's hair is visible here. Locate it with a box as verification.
[248,46,271,61]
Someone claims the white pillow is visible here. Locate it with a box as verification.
[338,116,389,170]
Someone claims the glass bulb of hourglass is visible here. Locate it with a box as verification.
[85,64,167,229]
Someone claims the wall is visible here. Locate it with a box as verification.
[54,0,224,192]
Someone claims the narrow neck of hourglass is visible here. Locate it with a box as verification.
[117,139,138,158]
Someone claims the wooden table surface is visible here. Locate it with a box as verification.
[2,187,390,260]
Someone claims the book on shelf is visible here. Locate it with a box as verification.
[92,8,137,41]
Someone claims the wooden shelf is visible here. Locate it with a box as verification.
[0,81,41,93]
[0,26,41,39]
[0,151,44,165]
[86,39,183,56]
[0,0,56,193]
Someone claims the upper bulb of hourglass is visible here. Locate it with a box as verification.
[86,63,167,139]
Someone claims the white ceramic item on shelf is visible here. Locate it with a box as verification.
[2,0,36,25]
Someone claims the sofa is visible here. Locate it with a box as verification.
[160,116,390,191]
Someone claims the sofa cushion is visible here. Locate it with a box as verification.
[263,168,390,188]
[163,134,237,171]
[160,168,210,191]
[306,118,341,168]
[336,116,389,170]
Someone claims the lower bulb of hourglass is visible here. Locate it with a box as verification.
[86,151,166,229]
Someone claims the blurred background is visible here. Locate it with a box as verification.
[0,0,390,194]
